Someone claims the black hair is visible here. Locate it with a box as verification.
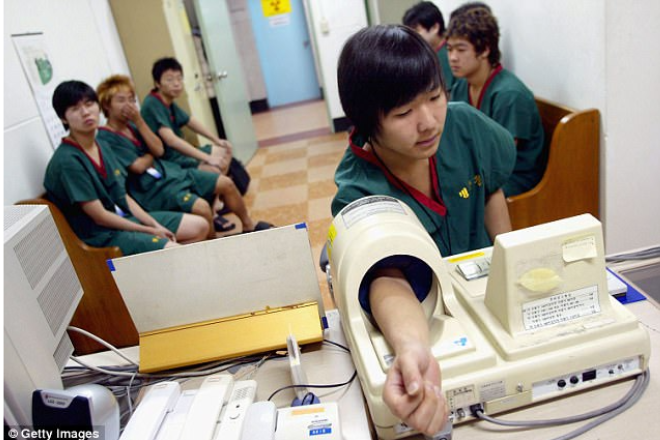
[52,80,98,131]
[337,25,444,139]
[402,1,446,36]
[151,57,183,85]
[449,1,492,21]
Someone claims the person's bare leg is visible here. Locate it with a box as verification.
[175,213,209,243]
[191,198,215,239]
[215,175,255,231]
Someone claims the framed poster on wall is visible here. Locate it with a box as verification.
[12,32,66,149]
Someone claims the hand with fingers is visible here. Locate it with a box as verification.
[383,343,449,437]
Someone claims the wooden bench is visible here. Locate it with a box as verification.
[506,98,600,230]
[17,197,139,355]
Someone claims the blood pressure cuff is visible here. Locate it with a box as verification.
[358,255,432,315]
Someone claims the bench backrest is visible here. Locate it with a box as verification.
[506,98,600,230]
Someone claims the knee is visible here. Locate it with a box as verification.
[193,215,210,239]
[216,175,237,194]
[192,199,213,220]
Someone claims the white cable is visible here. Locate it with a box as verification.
[67,326,138,366]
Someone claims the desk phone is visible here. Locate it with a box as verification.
[119,375,255,440]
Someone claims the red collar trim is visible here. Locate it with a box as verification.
[348,130,447,216]
[435,40,447,52]
[150,91,175,122]
[99,125,141,148]
[469,63,503,109]
[62,137,107,178]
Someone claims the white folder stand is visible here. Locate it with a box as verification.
[109,224,325,373]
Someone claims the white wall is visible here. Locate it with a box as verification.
[305,0,368,124]
[434,0,660,253]
[3,0,128,205]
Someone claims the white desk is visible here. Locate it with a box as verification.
[76,297,659,440]
[73,309,372,439]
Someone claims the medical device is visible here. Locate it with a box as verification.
[327,196,650,439]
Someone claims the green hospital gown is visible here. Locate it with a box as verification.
[332,102,515,257]
[451,66,545,196]
[44,137,182,255]
[97,124,217,213]
[140,91,212,169]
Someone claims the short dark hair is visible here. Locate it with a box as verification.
[151,57,183,84]
[402,1,445,36]
[52,80,98,130]
[338,25,444,139]
[447,7,501,66]
[449,1,492,21]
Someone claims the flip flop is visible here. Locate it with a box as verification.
[243,221,274,234]
[214,215,236,232]
[216,206,231,216]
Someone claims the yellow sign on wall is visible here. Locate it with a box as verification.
[261,0,291,17]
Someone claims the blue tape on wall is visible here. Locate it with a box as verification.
[106,259,116,272]
[295,222,307,230]
[322,316,329,329]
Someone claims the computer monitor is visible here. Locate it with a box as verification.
[4,205,83,426]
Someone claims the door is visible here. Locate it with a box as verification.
[193,0,258,163]
[247,0,321,107]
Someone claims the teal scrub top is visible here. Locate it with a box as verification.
[44,137,180,255]
[332,102,515,257]
[141,91,209,169]
[451,66,545,196]
[437,42,455,92]
[97,124,216,212]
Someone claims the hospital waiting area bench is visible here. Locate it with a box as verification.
[507,97,600,230]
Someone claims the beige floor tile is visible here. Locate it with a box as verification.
[307,140,347,157]
[252,100,329,141]
[308,196,334,222]
[309,180,337,200]
[265,147,308,164]
[308,164,338,183]
[258,171,308,192]
[262,139,308,154]
[252,185,308,210]
[260,157,308,177]
[309,152,345,168]
[250,202,308,228]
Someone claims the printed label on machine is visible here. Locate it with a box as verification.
[522,285,601,330]
[446,385,477,410]
[340,196,405,228]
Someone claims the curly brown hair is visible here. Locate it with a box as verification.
[447,7,501,66]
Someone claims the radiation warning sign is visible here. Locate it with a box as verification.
[261,0,292,17]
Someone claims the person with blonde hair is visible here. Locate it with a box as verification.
[97,75,271,236]
[45,80,209,255]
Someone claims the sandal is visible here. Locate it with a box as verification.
[213,215,236,232]
[243,221,274,233]
[216,206,231,216]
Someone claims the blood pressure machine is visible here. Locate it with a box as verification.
[326,196,650,439]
